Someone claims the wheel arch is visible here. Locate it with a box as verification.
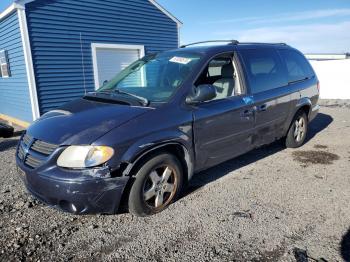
[282,97,312,137]
[116,141,193,214]
[122,142,194,183]
[295,97,312,119]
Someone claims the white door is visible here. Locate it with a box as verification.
[92,44,145,89]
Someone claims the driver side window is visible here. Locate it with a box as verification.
[195,54,241,100]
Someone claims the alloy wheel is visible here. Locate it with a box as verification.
[143,166,178,210]
[294,116,306,142]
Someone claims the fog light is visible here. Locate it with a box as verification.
[70,203,77,213]
[59,200,80,213]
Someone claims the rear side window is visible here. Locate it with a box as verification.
[279,49,315,83]
[239,49,287,94]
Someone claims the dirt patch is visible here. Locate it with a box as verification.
[252,245,287,262]
[232,211,254,220]
[314,144,328,149]
[292,150,339,165]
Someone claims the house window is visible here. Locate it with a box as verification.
[0,50,11,78]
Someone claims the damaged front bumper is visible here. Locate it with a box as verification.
[16,158,129,215]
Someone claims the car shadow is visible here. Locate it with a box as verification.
[305,113,333,144]
[183,113,333,197]
[0,137,21,153]
[341,228,350,262]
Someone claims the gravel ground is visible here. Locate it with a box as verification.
[0,103,350,262]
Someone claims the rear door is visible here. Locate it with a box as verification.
[238,48,291,146]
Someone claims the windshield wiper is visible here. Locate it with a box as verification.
[114,89,149,106]
[288,77,310,85]
[85,91,148,106]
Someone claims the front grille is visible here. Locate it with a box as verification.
[22,134,32,147]
[25,155,43,169]
[17,145,25,161]
[17,133,59,169]
[31,140,58,156]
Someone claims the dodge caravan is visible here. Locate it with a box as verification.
[16,41,319,216]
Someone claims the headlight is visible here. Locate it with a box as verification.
[57,146,114,168]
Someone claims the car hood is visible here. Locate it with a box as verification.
[26,98,152,145]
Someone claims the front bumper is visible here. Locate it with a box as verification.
[16,158,129,215]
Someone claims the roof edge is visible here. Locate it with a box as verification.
[149,0,182,27]
[15,0,35,5]
[0,3,24,20]
[3,0,182,27]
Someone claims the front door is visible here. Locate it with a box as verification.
[191,52,255,170]
[193,96,256,169]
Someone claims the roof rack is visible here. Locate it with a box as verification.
[238,42,287,46]
[180,40,239,48]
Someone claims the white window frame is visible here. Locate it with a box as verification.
[91,43,145,90]
[0,50,10,78]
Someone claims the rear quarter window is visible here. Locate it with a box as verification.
[278,49,315,83]
[239,49,287,94]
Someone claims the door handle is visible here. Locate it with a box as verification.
[257,104,267,112]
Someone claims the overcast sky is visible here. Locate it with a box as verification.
[1,0,349,53]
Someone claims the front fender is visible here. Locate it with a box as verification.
[119,130,194,180]
[121,130,191,162]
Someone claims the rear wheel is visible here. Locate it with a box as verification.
[285,111,308,148]
[128,153,183,217]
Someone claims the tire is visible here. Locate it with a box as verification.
[0,123,14,138]
[128,153,183,217]
[285,111,308,148]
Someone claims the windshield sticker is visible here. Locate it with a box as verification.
[170,56,192,64]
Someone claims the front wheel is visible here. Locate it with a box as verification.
[128,153,183,217]
[285,111,308,148]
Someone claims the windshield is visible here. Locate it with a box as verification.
[98,52,202,102]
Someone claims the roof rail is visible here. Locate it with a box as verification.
[180,40,239,48]
[238,42,287,46]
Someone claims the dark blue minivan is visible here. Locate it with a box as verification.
[16,41,319,216]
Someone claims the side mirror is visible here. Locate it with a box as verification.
[186,84,217,104]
